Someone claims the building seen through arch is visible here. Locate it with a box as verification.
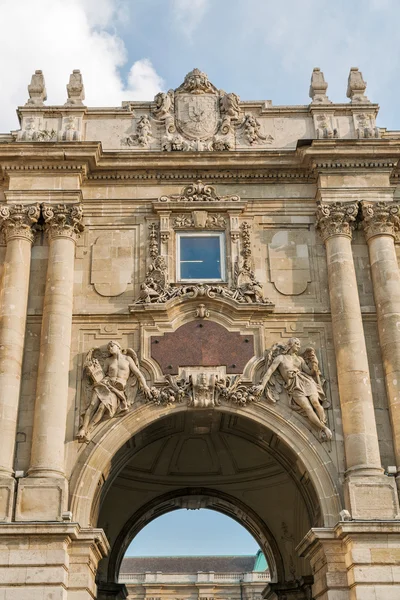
[1,66,400,599]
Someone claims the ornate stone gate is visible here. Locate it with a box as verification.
[1,67,400,599]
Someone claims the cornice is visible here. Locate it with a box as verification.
[1,140,400,183]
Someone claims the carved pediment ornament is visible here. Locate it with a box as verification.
[160,180,239,203]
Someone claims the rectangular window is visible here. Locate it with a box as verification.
[176,232,225,282]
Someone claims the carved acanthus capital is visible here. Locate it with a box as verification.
[0,203,41,243]
[42,203,84,242]
[361,201,400,240]
[315,201,358,242]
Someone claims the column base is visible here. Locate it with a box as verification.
[15,476,68,521]
[299,522,400,600]
[0,477,15,522]
[345,474,400,519]
[96,582,129,599]
[0,523,109,599]
[263,576,313,599]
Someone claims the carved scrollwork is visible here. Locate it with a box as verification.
[160,180,239,203]
[315,201,358,242]
[0,203,41,243]
[361,201,400,240]
[42,202,84,241]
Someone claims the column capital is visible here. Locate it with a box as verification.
[0,203,40,243]
[42,202,84,242]
[315,201,358,242]
[360,200,400,241]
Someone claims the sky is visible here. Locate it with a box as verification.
[125,509,260,556]
[1,0,400,132]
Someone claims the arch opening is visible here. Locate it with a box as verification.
[75,408,342,588]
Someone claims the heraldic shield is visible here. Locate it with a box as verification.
[176,93,219,141]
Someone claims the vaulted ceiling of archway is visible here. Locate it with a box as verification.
[97,412,319,582]
[116,412,286,485]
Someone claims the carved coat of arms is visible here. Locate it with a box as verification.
[123,68,274,152]
[176,95,219,141]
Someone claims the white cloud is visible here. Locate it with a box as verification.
[126,59,165,101]
[172,0,208,37]
[0,0,164,132]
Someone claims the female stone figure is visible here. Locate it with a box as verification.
[254,337,332,441]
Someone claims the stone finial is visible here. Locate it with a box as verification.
[65,69,85,106]
[26,70,47,106]
[346,67,369,103]
[315,201,359,242]
[360,201,400,240]
[309,68,331,103]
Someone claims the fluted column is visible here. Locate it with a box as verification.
[361,201,400,478]
[316,201,382,476]
[0,203,40,477]
[28,203,83,478]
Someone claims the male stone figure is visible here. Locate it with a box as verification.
[78,341,151,441]
[254,337,332,440]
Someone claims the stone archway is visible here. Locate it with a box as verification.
[70,402,342,530]
[107,488,285,584]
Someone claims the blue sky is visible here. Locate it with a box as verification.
[1,0,400,131]
[126,509,260,556]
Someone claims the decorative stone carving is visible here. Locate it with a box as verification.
[253,338,332,440]
[131,68,273,152]
[0,203,41,243]
[36,128,57,142]
[315,201,358,241]
[42,203,84,241]
[241,114,273,146]
[173,212,226,229]
[65,69,85,106]
[153,90,175,121]
[134,219,272,306]
[160,180,239,203]
[149,371,257,408]
[355,113,379,138]
[195,303,209,318]
[309,67,331,104]
[347,67,369,103]
[234,222,266,303]
[59,116,81,141]
[26,69,47,106]
[125,115,153,148]
[314,113,337,139]
[360,201,400,240]
[16,116,38,141]
[78,341,152,441]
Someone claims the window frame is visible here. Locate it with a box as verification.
[176,231,226,283]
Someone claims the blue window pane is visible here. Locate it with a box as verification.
[180,236,221,280]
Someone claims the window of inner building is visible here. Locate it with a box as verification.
[176,232,225,282]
